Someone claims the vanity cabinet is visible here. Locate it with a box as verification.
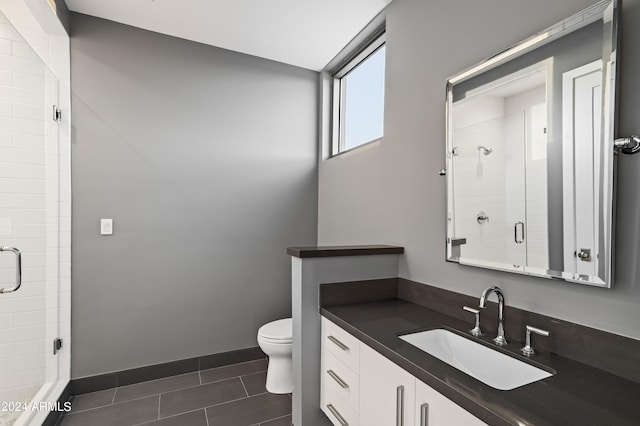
[321,316,361,426]
[321,317,487,426]
[414,380,487,426]
[359,342,415,425]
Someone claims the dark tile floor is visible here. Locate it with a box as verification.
[57,359,292,426]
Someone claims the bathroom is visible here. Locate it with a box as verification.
[0,0,638,425]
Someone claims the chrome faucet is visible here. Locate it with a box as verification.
[479,286,507,346]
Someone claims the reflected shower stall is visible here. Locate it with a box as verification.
[450,63,550,272]
[0,3,70,425]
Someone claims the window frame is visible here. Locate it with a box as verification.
[331,31,386,156]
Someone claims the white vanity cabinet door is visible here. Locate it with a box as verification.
[414,380,488,426]
[359,343,415,426]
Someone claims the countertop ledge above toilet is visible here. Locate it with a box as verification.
[286,244,404,258]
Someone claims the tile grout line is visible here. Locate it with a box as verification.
[114,372,202,403]
[156,377,254,420]
[70,373,257,415]
[72,371,198,400]
[204,406,210,426]
[131,407,207,426]
[67,401,112,416]
[68,359,267,405]
[200,370,266,387]
[239,376,249,397]
[65,360,271,422]
[198,389,292,419]
[200,358,267,375]
[117,371,198,390]
[201,391,259,411]
[117,373,242,409]
[260,413,292,425]
[64,394,161,417]
[69,373,202,414]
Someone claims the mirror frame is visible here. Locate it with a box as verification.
[445,0,619,288]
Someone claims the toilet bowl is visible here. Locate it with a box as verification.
[257,318,293,394]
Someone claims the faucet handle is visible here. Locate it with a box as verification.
[521,325,550,356]
[462,306,483,337]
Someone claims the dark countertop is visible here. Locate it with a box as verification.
[287,245,404,258]
[321,299,640,426]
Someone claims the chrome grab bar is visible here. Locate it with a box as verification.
[0,246,22,294]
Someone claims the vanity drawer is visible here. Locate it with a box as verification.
[322,385,359,426]
[322,317,360,372]
[323,350,360,413]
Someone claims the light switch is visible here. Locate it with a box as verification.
[100,219,113,235]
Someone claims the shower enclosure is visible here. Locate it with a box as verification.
[0,5,70,426]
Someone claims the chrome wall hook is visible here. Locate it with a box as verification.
[614,135,640,155]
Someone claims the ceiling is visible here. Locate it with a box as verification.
[64,0,392,71]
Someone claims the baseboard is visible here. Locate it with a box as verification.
[71,346,265,395]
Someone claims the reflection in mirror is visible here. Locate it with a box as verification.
[446,0,618,287]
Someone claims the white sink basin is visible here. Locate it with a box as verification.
[399,328,553,390]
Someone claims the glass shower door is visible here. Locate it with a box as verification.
[0,11,61,424]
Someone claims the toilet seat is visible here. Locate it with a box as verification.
[258,318,292,344]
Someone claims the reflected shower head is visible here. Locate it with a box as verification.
[478,145,493,155]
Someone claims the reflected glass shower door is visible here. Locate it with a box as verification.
[0,11,60,425]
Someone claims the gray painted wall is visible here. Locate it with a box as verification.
[292,255,400,426]
[70,13,318,378]
[318,0,640,340]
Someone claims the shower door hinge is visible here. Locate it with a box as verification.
[53,337,62,355]
[53,106,62,123]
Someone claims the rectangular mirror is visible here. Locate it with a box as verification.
[446,0,619,287]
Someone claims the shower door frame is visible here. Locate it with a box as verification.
[0,1,71,425]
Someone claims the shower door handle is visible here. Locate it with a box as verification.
[0,246,22,294]
[514,222,525,244]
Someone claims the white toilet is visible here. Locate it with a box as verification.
[257,318,293,394]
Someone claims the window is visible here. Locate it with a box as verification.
[332,33,386,155]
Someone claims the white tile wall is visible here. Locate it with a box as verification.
[452,85,549,270]
[0,1,70,424]
[453,95,509,264]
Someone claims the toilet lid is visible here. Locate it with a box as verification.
[258,318,292,342]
